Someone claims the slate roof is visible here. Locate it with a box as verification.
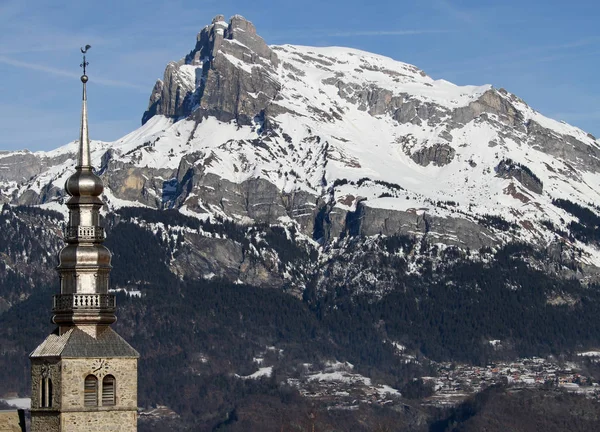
[29,328,71,358]
[30,327,138,359]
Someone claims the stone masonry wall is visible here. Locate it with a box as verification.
[31,412,60,432]
[31,358,62,410]
[61,358,137,410]
[61,410,137,432]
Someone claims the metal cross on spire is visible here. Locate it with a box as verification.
[80,44,91,76]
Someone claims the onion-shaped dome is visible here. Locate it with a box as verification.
[65,169,104,197]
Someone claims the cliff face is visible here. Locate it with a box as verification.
[142,14,280,126]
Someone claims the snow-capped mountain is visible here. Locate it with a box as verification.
[2,14,600,278]
[6,16,600,429]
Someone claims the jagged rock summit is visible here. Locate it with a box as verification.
[142,14,280,125]
[3,14,600,281]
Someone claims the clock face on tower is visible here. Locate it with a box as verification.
[91,359,110,377]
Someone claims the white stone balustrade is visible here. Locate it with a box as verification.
[53,294,116,311]
[64,226,105,241]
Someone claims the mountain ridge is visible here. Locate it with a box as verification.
[2,14,600,282]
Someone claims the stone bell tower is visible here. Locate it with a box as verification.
[29,47,139,432]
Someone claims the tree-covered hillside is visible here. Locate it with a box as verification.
[2,206,600,430]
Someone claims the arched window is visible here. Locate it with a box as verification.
[102,375,116,406]
[40,378,52,408]
[84,375,98,406]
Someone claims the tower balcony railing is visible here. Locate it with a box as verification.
[53,293,116,312]
[64,225,105,242]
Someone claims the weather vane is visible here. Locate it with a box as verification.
[80,44,91,77]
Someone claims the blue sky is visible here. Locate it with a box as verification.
[0,0,598,151]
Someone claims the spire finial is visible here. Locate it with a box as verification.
[80,44,91,80]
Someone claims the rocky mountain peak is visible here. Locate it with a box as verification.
[192,14,277,66]
[142,14,280,126]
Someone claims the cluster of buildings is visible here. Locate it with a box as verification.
[425,357,600,405]
[288,361,401,410]
[286,355,600,411]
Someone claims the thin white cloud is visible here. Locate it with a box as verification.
[0,56,76,78]
[0,55,147,91]
[0,104,140,152]
[327,29,451,37]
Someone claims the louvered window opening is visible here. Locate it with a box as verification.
[84,375,98,406]
[102,375,116,406]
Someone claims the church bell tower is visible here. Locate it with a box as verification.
[29,47,139,432]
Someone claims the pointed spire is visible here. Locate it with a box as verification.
[78,45,91,169]
[55,46,115,332]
